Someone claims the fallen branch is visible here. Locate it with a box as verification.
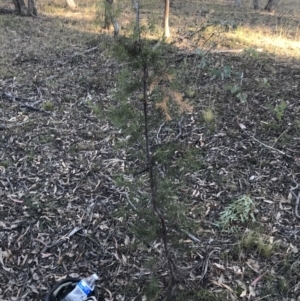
[41,226,83,253]
[20,104,50,115]
[0,121,31,131]
[243,130,292,158]
[2,91,50,114]
[156,122,165,142]
[180,229,201,243]
[0,220,37,232]
[0,8,17,14]
[118,190,137,211]
[175,117,184,141]
[290,179,300,220]
[175,23,214,42]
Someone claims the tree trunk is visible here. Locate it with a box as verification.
[264,0,275,11]
[104,0,119,36]
[253,0,276,11]
[164,0,170,38]
[66,0,76,10]
[104,0,112,29]
[13,0,28,15]
[132,0,140,35]
[235,0,242,7]
[28,0,37,15]
[253,0,258,10]
[12,0,37,15]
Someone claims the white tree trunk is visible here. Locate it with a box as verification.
[66,0,76,10]
[164,0,170,38]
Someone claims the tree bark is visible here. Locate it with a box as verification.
[164,0,170,38]
[104,0,112,29]
[12,0,37,15]
[28,0,37,15]
[253,0,258,10]
[264,0,275,11]
[253,0,276,11]
[104,0,119,36]
[13,0,28,15]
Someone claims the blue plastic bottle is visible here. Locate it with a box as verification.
[61,274,98,301]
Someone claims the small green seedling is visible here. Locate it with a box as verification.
[211,65,231,80]
[215,195,255,232]
[243,47,260,58]
[274,100,287,121]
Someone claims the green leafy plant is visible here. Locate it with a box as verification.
[196,48,208,69]
[38,135,54,144]
[0,161,9,168]
[262,77,270,87]
[215,195,256,232]
[210,62,247,102]
[42,101,54,111]
[145,277,161,299]
[226,85,247,102]
[243,47,260,58]
[211,65,231,80]
[274,100,287,121]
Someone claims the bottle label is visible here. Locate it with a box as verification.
[77,280,92,296]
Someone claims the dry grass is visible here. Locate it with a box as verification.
[168,0,300,59]
[15,0,298,59]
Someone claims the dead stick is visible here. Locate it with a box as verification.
[41,226,83,253]
[245,131,292,158]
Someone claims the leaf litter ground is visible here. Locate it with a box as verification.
[0,4,300,301]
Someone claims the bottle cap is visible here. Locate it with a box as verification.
[92,273,99,280]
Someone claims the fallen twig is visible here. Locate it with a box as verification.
[290,178,300,220]
[118,190,137,211]
[0,220,37,232]
[0,121,32,131]
[180,229,201,243]
[2,91,50,114]
[244,130,292,158]
[41,226,83,253]
[175,117,184,140]
[156,122,165,142]
[20,104,50,115]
